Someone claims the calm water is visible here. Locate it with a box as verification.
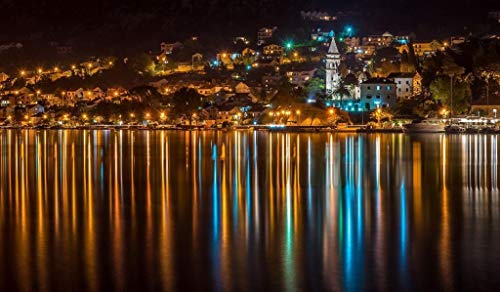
[0,130,499,291]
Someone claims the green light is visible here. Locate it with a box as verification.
[285,42,293,50]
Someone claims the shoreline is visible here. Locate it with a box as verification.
[0,124,461,134]
[1,124,498,134]
[0,124,405,133]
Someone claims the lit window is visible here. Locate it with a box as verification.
[376,86,381,90]
[386,86,391,90]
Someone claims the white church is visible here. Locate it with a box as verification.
[324,36,396,112]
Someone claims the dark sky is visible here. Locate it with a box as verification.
[0,0,497,45]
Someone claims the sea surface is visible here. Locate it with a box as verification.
[0,130,499,291]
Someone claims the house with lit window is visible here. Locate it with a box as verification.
[411,40,444,57]
[387,72,422,99]
[215,105,242,124]
[310,28,334,43]
[262,44,284,58]
[359,78,396,111]
[361,32,394,48]
[257,27,277,46]
[286,69,316,86]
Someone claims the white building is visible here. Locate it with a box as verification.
[387,72,422,99]
[325,37,341,94]
[359,78,397,111]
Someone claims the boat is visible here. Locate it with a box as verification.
[444,124,466,133]
[404,119,446,133]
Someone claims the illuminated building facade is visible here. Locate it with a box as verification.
[325,37,341,94]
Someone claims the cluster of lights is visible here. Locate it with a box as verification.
[18,61,114,77]
[268,109,301,117]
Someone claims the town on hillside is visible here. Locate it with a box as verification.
[0,11,499,132]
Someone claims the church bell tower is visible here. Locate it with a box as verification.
[325,37,341,94]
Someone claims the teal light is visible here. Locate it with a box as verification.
[285,42,293,50]
[344,25,354,37]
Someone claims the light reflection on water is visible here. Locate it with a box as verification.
[0,130,499,291]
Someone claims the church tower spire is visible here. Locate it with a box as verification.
[325,36,341,94]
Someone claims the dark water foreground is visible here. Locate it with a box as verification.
[0,130,499,291]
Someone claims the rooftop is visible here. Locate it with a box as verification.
[361,77,396,84]
[387,72,417,78]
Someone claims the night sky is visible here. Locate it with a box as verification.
[0,0,498,45]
